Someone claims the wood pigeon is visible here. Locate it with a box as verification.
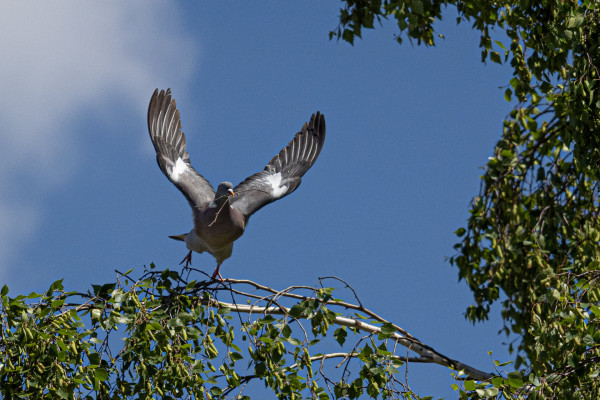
[147,89,326,280]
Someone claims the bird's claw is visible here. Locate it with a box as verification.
[179,251,193,268]
[179,251,224,281]
[211,266,224,282]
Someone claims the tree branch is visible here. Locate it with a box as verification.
[221,278,418,340]
[201,296,494,380]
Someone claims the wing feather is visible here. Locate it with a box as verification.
[147,89,215,209]
[230,112,326,220]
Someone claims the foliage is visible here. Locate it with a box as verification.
[331,0,600,397]
[0,267,467,399]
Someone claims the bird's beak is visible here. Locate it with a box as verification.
[228,189,235,196]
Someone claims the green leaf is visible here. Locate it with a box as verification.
[342,29,354,45]
[567,15,584,28]
[464,380,476,391]
[454,227,466,236]
[91,308,102,320]
[333,327,347,346]
[490,51,501,64]
[210,386,223,396]
[507,371,523,388]
[217,306,231,315]
[94,367,109,381]
[318,391,330,400]
[50,279,64,291]
[380,323,396,336]
[288,304,305,318]
[491,376,504,387]
[411,0,424,15]
[509,77,520,89]
[321,287,334,295]
[51,299,65,308]
[88,352,100,366]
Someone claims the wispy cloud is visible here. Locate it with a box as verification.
[0,2,198,277]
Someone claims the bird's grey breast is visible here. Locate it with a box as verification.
[194,205,246,249]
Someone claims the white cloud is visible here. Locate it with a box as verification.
[0,1,199,277]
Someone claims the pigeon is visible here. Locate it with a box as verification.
[147,89,325,279]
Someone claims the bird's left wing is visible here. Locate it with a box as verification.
[230,112,325,221]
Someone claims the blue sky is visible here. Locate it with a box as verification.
[1,2,515,397]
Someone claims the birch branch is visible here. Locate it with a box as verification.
[290,352,433,370]
[217,278,417,340]
[201,297,494,381]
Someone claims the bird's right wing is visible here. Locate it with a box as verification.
[147,89,215,208]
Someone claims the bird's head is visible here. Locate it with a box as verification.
[215,182,235,204]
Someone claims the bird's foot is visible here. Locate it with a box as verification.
[211,266,224,282]
[179,251,193,268]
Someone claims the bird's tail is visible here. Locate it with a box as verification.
[169,234,187,242]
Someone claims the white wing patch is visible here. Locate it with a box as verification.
[169,157,188,182]
[264,172,288,198]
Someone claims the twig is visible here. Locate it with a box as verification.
[319,275,365,308]
[208,195,232,227]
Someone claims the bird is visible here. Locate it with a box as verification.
[147,89,326,280]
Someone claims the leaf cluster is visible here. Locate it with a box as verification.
[0,268,448,399]
[332,0,600,397]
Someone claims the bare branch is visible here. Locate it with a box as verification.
[289,352,432,370]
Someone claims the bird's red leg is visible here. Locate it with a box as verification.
[211,265,224,281]
[179,251,193,267]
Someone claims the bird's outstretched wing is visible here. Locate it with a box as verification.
[147,89,215,208]
[230,112,325,221]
